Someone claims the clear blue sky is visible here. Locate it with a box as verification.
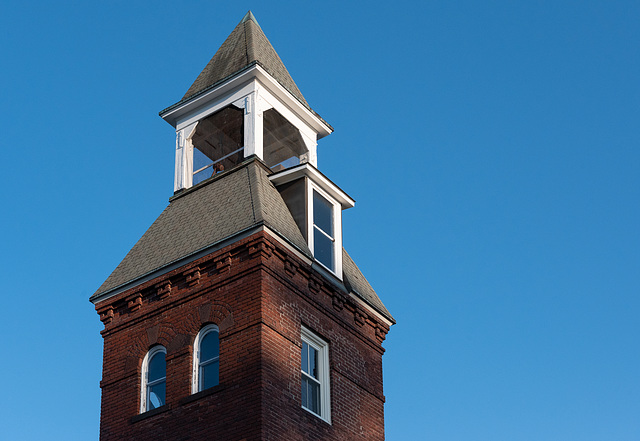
[1,1,638,440]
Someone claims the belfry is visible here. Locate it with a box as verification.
[91,12,394,440]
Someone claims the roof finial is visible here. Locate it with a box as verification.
[241,10,259,26]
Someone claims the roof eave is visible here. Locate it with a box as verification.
[160,63,333,137]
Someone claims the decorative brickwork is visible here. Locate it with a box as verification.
[95,230,388,440]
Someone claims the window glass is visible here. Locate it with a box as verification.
[313,191,333,235]
[200,330,219,362]
[148,351,166,383]
[314,229,334,270]
[201,360,219,390]
[148,382,165,410]
[301,330,328,420]
[143,348,166,412]
[194,326,220,393]
[312,190,335,270]
[302,341,309,374]
[301,375,320,414]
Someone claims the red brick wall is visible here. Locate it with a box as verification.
[95,231,390,441]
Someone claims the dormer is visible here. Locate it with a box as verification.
[159,11,332,192]
[270,164,355,278]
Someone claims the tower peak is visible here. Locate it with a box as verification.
[180,11,307,108]
[240,10,259,25]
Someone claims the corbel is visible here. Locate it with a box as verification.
[185,267,201,287]
[332,293,345,312]
[99,305,114,324]
[156,281,172,299]
[214,252,232,273]
[248,239,273,260]
[308,275,322,295]
[354,310,367,327]
[375,324,388,343]
[284,256,299,278]
[127,292,143,312]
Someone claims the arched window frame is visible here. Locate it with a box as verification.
[191,324,220,394]
[140,345,167,413]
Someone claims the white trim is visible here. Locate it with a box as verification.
[307,184,343,278]
[191,324,220,394]
[161,64,332,139]
[301,327,331,423]
[140,346,167,413]
[176,80,256,131]
[269,163,355,209]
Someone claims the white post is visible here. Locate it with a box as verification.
[174,130,185,192]
[242,88,263,160]
[174,123,197,191]
[301,133,318,167]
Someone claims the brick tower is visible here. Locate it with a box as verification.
[91,12,394,441]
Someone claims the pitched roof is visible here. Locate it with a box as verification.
[90,158,394,323]
[181,11,309,108]
[342,250,393,322]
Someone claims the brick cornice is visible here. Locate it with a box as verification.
[96,231,388,348]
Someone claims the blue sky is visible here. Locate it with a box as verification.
[1,1,638,440]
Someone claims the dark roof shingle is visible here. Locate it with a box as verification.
[181,11,309,108]
[91,158,393,323]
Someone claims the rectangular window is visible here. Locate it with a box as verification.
[301,327,331,422]
[312,190,335,271]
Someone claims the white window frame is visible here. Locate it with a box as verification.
[140,345,167,413]
[191,324,220,394]
[301,326,331,423]
[307,182,342,277]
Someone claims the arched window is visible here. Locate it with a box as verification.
[140,346,166,413]
[192,324,220,393]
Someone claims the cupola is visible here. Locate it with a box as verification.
[159,11,332,191]
[158,11,351,277]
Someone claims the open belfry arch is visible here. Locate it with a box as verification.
[92,11,394,441]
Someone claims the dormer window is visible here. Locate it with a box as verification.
[270,164,353,278]
[311,190,336,270]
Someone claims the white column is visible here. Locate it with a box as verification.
[174,130,185,192]
[242,89,263,160]
[301,132,318,167]
[174,123,197,191]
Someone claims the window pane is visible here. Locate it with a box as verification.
[201,360,219,390]
[200,330,219,363]
[302,342,309,374]
[308,379,320,414]
[314,228,334,270]
[313,191,333,236]
[148,352,166,383]
[148,381,165,410]
[309,345,318,380]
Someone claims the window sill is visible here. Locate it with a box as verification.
[302,406,332,425]
[131,404,171,423]
[179,384,224,405]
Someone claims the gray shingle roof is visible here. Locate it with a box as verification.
[91,158,393,323]
[181,11,309,108]
[342,250,394,322]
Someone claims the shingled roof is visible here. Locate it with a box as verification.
[180,11,309,108]
[91,158,393,323]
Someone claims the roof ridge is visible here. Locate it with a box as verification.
[177,12,309,107]
[245,19,256,62]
